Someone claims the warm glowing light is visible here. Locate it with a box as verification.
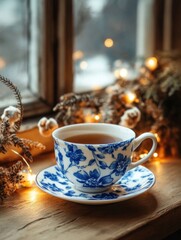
[153,152,158,158]
[85,113,101,123]
[28,189,38,202]
[10,149,35,188]
[0,57,6,69]
[80,61,88,70]
[145,57,158,71]
[119,68,128,79]
[104,38,114,48]
[94,114,100,121]
[84,114,93,123]
[21,171,36,187]
[73,50,84,60]
[28,173,36,184]
[154,133,161,142]
[140,153,148,158]
[125,91,137,104]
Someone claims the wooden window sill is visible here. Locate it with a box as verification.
[0,155,181,240]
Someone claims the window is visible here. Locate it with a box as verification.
[0,0,29,107]
[73,0,138,92]
[0,0,52,117]
[0,0,73,118]
[73,0,181,92]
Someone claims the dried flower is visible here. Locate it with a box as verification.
[119,107,141,128]
[53,92,101,125]
[1,106,21,131]
[0,161,23,200]
[38,117,58,137]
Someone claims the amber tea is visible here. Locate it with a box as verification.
[64,133,121,144]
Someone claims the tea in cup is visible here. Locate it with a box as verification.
[52,123,157,193]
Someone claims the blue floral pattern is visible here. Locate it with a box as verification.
[36,165,155,204]
[65,143,86,165]
[97,138,133,154]
[109,153,131,176]
[74,169,113,188]
[54,142,65,178]
[54,138,134,191]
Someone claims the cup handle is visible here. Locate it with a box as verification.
[128,133,157,170]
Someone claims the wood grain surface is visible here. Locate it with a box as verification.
[0,153,181,240]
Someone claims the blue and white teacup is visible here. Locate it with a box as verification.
[52,123,157,193]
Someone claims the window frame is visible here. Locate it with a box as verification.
[26,0,73,118]
[0,0,73,119]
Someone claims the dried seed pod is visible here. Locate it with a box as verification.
[38,117,58,137]
[119,107,141,128]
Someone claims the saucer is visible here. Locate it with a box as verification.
[35,165,155,205]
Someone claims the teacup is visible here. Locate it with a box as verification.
[52,123,157,193]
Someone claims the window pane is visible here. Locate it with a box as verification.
[73,0,138,92]
[0,0,30,107]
